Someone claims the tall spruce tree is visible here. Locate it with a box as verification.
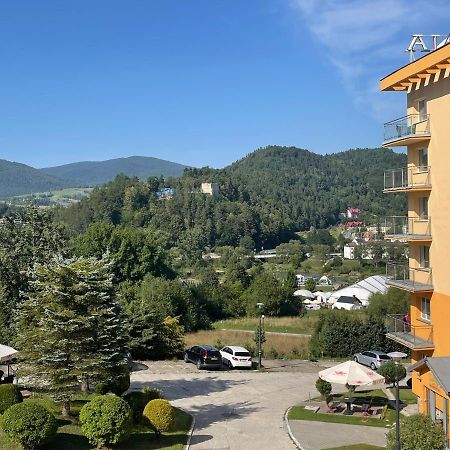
[16,255,127,415]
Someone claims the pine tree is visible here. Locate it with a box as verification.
[16,255,127,415]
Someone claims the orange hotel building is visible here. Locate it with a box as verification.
[380,40,450,443]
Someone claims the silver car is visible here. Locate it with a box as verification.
[353,351,391,370]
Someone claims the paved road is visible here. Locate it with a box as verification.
[131,360,325,450]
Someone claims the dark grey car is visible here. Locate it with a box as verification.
[184,345,222,370]
[353,351,392,369]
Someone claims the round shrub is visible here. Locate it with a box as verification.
[0,402,58,449]
[387,414,446,450]
[0,384,23,414]
[124,387,163,423]
[378,361,407,386]
[142,399,175,435]
[79,395,132,448]
[315,378,332,398]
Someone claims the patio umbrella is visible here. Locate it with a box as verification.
[0,344,18,362]
[293,289,315,299]
[318,360,385,386]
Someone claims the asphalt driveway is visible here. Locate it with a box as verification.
[131,360,323,450]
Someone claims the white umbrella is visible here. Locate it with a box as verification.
[318,360,385,386]
[293,289,315,299]
[0,344,18,362]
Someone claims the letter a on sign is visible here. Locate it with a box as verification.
[407,35,429,52]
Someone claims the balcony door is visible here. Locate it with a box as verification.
[419,245,430,269]
[418,98,427,121]
[421,297,431,321]
[418,148,428,169]
[419,196,429,219]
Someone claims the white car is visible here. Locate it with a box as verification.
[220,346,253,369]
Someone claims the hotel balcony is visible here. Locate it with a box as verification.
[384,166,431,193]
[386,314,434,351]
[383,114,430,147]
[384,216,431,242]
[385,263,433,293]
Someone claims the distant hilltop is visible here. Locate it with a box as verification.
[0,156,189,199]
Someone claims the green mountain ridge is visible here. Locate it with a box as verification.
[0,156,189,198]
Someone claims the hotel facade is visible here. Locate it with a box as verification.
[381,40,450,443]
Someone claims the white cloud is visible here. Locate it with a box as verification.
[290,0,450,120]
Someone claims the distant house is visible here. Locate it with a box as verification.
[156,187,175,200]
[347,207,361,219]
[201,182,219,196]
[331,295,363,311]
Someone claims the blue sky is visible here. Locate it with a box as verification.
[1,0,448,168]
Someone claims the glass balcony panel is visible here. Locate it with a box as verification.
[384,216,431,239]
[385,263,433,292]
[383,114,430,145]
[384,166,431,191]
[385,314,434,350]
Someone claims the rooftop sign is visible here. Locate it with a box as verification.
[406,34,450,61]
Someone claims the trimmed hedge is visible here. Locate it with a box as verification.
[0,402,58,449]
[123,387,163,423]
[315,378,332,398]
[79,395,132,447]
[0,384,23,414]
[142,399,175,435]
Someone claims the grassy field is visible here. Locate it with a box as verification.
[185,329,310,359]
[213,314,321,335]
[288,405,395,428]
[389,387,417,404]
[0,396,192,450]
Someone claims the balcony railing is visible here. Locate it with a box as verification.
[385,314,434,350]
[384,216,431,240]
[386,263,433,292]
[384,166,431,191]
[383,114,430,146]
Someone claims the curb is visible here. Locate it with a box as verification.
[183,409,196,450]
[284,407,306,450]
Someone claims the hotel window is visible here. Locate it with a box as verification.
[421,297,431,321]
[419,245,430,269]
[418,98,427,121]
[418,148,428,169]
[419,197,429,219]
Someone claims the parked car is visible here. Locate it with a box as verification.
[220,346,253,369]
[353,351,392,369]
[184,345,222,370]
[304,304,320,311]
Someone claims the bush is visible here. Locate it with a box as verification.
[315,378,332,398]
[386,414,446,450]
[0,384,23,414]
[94,364,130,396]
[123,387,163,423]
[378,361,407,386]
[1,402,58,449]
[142,399,175,435]
[79,395,133,448]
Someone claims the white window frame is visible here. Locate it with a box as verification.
[421,297,431,321]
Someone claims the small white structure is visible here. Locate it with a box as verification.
[329,275,388,307]
[343,242,357,259]
[201,182,219,196]
[332,295,363,310]
[318,275,332,285]
[293,289,315,299]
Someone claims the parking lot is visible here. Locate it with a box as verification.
[130,359,332,449]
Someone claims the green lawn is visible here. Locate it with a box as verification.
[324,445,384,450]
[389,387,417,404]
[288,406,395,428]
[0,396,192,450]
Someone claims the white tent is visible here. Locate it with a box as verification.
[293,289,315,299]
[0,345,18,362]
[328,275,388,306]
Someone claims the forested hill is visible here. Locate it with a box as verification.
[0,159,69,198]
[41,156,188,186]
[57,146,406,248]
